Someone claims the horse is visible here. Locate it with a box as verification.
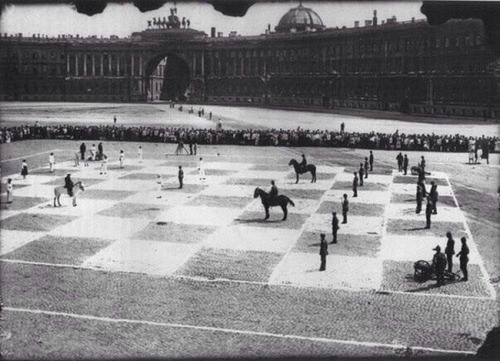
[54,181,85,207]
[289,159,317,183]
[253,187,295,221]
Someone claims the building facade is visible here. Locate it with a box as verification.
[0,5,498,118]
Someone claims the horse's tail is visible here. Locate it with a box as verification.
[288,198,295,207]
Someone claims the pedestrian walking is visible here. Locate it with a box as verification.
[178,165,184,189]
[358,163,364,186]
[445,231,455,273]
[403,154,409,175]
[341,194,349,224]
[80,143,86,161]
[119,150,125,168]
[364,157,369,178]
[20,159,28,179]
[432,245,447,286]
[425,196,433,229]
[198,157,205,181]
[49,152,55,173]
[100,155,108,175]
[369,151,374,171]
[6,178,13,203]
[429,181,439,214]
[416,180,426,214]
[319,233,328,271]
[352,172,358,197]
[331,212,339,244]
[456,237,469,281]
[138,145,143,163]
[396,152,403,172]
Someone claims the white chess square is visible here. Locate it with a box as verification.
[0,230,45,255]
[155,206,242,227]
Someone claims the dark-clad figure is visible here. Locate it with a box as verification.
[444,231,455,273]
[331,212,339,244]
[300,154,307,173]
[429,181,439,214]
[21,159,28,179]
[80,143,86,161]
[269,180,278,199]
[98,142,103,158]
[340,122,345,133]
[341,194,349,224]
[352,172,358,197]
[396,152,403,172]
[178,166,184,189]
[364,157,369,178]
[403,154,409,175]
[425,196,434,229]
[358,163,364,186]
[432,245,447,286]
[369,151,374,171]
[420,156,426,180]
[456,237,469,281]
[416,180,427,214]
[64,174,74,197]
[319,233,328,271]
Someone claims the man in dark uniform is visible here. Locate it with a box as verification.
[429,181,439,214]
[432,245,447,286]
[64,174,74,197]
[358,163,364,186]
[369,151,374,171]
[425,195,434,229]
[364,157,369,179]
[456,237,469,281]
[80,143,86,161]
[341,194,349,224]
[396,152,403,172]
[269,180,278,200]
[98,142,103,158]
[352,172,358,197]
[416,180,426,214]
[420,156,426,180]
[319,233,328,271]
[299,154,307,173]
[403,154,409,175]
[340,122,345,133]
[444,231,455,273]
[178,166,184,189]
[331,212,339,244]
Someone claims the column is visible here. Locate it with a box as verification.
[83,53,87,76]
[131,54,134,76]
[193,52,197,76]
[241,56,244,76]
[100,54,104,76]
[201,52,205,76]
[75,54,79,76]
[66,54,70,75]
[139,55,143,76]
[108,54,112,75]
[92,54,95,76]
[117,54,120,76]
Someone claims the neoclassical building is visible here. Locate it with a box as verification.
[0,4,498,118]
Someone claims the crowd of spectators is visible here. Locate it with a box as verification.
[0,123,498,153]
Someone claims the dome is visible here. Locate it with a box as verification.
[275,4,326,33]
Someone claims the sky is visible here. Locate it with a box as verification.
[0,1,424,38]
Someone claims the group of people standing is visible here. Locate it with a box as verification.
[432,232,470,286]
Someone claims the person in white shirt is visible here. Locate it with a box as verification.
[49,152,55,173]
[74,151,80,167]
[6,178,13,203]
[198,157,205,181]
[100,155,108,175]
[90,144,96,161]
[138,146,143,163]
[119,150,125,168]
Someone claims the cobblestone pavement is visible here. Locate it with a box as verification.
[0,141,497,358]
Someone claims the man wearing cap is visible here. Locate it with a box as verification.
[429,181,439,215]
[300,154,307,173]
[444,231,455,273]
[416,180,427,214]
[358,163,364,186]
[403,154,409,175]
[396,152,403,172]
[369,151,374,172]
[341,194,349,224]
[456,237,469,281]
[364,157,369,179]
[331,212,339,244]
[64,174,74,197]
[352,172,358,197]
[319,233,328,271]
[269,180,278,200]
[432,245,447,286]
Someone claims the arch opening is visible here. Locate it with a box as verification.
[145,53,190,102]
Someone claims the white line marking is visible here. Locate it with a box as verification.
[0,149,63,164]
[446,175,497,299]
[2,306,476,355]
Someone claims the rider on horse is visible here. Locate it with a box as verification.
[300,154,307,173]
[269,180,278,200]
[64,174,74,197]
